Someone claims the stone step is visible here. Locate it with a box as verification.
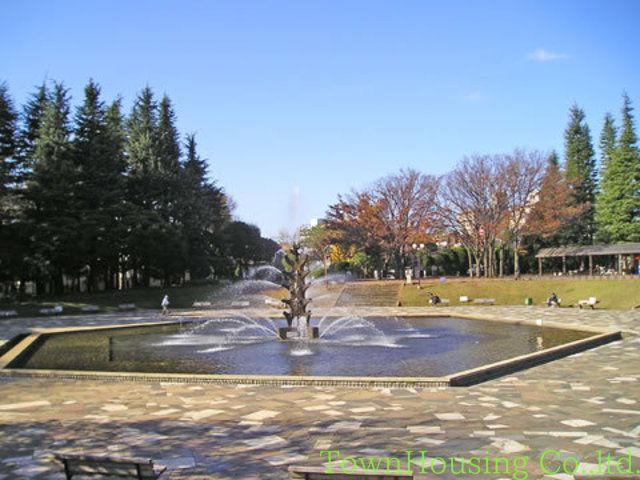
[335,282,401,307]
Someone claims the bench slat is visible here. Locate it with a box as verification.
[289,465,415,479]
[68,461,155,474]
[56,453,162,479]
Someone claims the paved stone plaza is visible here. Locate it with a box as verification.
[0,306,639,479]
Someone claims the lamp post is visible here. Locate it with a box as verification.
[322,244,332,287]
[412,243,425,288]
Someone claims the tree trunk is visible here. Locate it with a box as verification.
[483,248,489,278]
[18,278,26,302]
[513,239,520,279]
[493,245,497,277]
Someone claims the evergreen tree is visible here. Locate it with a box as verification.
[596,93,640,242]
[127,86,157,176]
[155,95,183,227]
[528,151,583,242]
[180,134,230,278]
[0,78,252,292]
[0,82,22,290]
[27,82,79,293]
[183,133,207,181]
[599,112,617,170]
[125,87,186,285]
[156,96,181,174]
[103,97,128,288]
[17,83,49,178]
[4,83,49,296]
[105,97,127,172]
[72,80,127,290]
[562,104,597,244]
[0,82,17,195]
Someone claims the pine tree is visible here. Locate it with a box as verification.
[125,87,187,285]
[127,86,157,176]
[0,82,22,288]
[528,151,583,241]
[563,104,597,244]
[0,82,17,196]
[599,113,617,171]
[17,83,49,178]
[103,97,128,289]
[72,80,127,290]
[184,133,207,181]
[179,134,230,278]
[155,95,183,226]
[595,112,616,243]
[154,95,186,282]
[105,97,127,172]
[27,82,79,294]
[157,96,181,174]
[596,94,640,242]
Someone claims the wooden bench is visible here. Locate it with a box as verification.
[265,298,286,308]
[118,303,137,311]
[230,300,250,307]
[473,298,495,305]
[80,305,101,313]
[574,476,638,480]
[289,465,418,479]
[578,297,599,309]
[192,301,212,308]
[55,453,166,479]
[429,298,450,306]
[39,305,63,315]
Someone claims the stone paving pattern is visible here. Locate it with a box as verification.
[0,305,639,479]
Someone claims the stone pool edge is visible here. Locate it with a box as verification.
[0,316,623,388]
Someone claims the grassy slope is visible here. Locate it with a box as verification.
[1,284,287,318]
[399,278,640,310]
[2,278,637,317]
[1,284,216,317]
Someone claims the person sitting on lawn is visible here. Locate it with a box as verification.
[546,292,560,307]
[428,292,441,305]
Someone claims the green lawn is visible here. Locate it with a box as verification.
[399,278,640,310]
[3,277,638,318]
[1,282,289,318]
[1,283,223,318]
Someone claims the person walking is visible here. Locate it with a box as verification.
[161,294,170,315]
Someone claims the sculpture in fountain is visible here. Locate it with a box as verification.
[278,242,319,340]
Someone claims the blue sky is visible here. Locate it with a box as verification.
[3,0,639,238]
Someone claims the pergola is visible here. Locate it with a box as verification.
[535,243,640,276]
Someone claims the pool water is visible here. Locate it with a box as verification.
[16,316,593,377]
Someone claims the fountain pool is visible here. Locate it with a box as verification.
[9,315,608,382]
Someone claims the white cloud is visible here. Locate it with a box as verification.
[464,91,488,103]
[528,48,569,62]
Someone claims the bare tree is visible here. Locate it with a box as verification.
[527,154,585,239]
[501,150,545,278]
[373,168,440,273]
[326,169,439,275]
[438,155,509,278]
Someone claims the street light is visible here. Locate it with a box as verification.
[412,243,425,288]
[322,244,332,287]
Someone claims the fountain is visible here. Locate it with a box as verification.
[278,242,319,340]
[8,243,612,384]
